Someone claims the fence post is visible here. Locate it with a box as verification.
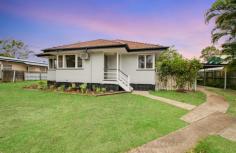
[224,68,227,90]
[40,73,42,80]
[13,70,16,82]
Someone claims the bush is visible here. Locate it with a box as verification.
[101,88,106,93]
[92,85,96,92]
[37,81,47,90]
[95,87,101,93]
[71,83,77,90]
[57,85,65,91]
[66,86,73,91]
[80,83,87,94]
[49,85,55,90]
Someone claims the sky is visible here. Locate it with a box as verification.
[0,0,216,61]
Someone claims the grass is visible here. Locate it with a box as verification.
[191,135,236,153]
[149,90,206,106]
[0,81,187,153]
[207,87,236,117]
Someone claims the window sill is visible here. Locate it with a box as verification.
[136,69,155,71]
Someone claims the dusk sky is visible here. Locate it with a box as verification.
[0,0,215,60]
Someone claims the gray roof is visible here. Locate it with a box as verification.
[0,56,48,67]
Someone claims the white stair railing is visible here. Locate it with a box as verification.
[118,70,133,92]
[104,69,133,92]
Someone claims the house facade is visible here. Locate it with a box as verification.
[38,39,168,91]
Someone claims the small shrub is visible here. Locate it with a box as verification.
[80,83,87,94]
[57,85,65,92]
[49,85,55,90]
[101,88,106,93]
[96,87,101,93]
[30,84,38,89]
[38,81,47,90]
[67,86,73,92]
[92,85,96,91]
[71,83,77,90]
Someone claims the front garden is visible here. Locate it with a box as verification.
[0,81,187,153]
[23,81,123,96]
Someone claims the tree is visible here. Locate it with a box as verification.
[200,46,221,61]
[157,49,202,91]
[0,39,34,59]
[206,0,236,63]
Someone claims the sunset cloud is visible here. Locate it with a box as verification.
[0,0,215,58]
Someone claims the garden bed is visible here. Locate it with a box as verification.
[23,81,127,96]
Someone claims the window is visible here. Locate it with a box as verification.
[138,55,154,69]
[3,64,12,70]
[146,55,153,68]
[65,55,75,68]
[138,55,145,69]
[58,55,63,68]
[77,56,83,68]
[49,58,56,69]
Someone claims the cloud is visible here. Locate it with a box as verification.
[0,1,213,58]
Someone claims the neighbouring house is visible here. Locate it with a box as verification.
[198,55,236,90]
[37,39,168,91]
[0,56,48,81]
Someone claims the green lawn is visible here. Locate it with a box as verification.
[207,87,236,117]
[0,82,187,153]
[192,136,236,153]
[150,90,206,106]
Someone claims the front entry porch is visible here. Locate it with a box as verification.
[103,52,132,92]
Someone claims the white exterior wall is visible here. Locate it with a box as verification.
[47,70,56,81]
[120,54,156,85]
[55,52,104,83]
[46,48,158,85]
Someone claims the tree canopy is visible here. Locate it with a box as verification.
[206,0,236,60]
[0,39,34,59]
[200,46,221,61]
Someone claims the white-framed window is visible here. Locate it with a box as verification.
[138,55,154,69]
[77,56,83,68]
[58,55,63,68]
[65,55,75,68]
[49,58,56,69]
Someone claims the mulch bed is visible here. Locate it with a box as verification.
[23,87,128,96]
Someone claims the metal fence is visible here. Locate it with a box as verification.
[25,72,47,80]
[197,70,236,90]
[0,70,47,82]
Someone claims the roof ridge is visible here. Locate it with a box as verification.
[44,39,124,50]
[114,39,161,47]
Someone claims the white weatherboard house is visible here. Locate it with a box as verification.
[38,39,168,91]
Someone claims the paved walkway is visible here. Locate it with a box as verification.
[129,88,236,153]
[128,112,235,153]
[132,91,196,110]
[181,87,229,123]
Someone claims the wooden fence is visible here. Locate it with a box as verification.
[0,70,47,82]
[155,72,196,91]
